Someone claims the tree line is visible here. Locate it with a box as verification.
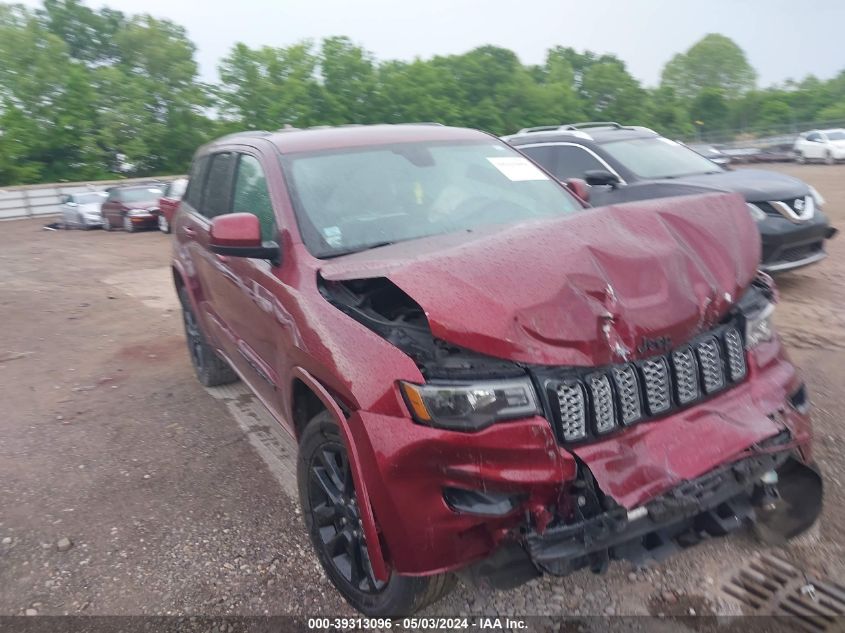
[1,0,844,186]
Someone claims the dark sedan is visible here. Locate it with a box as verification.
[505,123,837,273]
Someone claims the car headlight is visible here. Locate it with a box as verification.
[747,202,767,222]
[400,378,540,431]
[808,186,825,207]
[745,300,775,348]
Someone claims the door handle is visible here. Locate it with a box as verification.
[182,226,196,237]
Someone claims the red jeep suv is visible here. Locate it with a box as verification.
[172,124,822,616]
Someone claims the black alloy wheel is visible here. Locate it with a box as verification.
[177,287,238,387]
[297,411,454,616]
[308,434,385,594]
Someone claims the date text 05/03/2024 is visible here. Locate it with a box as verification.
[307,617,528,629]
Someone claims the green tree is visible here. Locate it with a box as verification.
[580,60,647,122]
[218,42,321,129]
[661,34,756,101]
[316,36,378,124]
[689,87,731,134]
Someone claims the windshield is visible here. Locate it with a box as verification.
[120,187,162,203]
[283,141,582,258]
[602,137,724,179]
[74,193,106,205]
[827,131,845,141]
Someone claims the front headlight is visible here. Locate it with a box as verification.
[400,378,540,431]
[808,186,825,207]
[747,202,767,222]
[745,300,775,348]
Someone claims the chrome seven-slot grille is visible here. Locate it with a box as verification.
[548,325,747,443]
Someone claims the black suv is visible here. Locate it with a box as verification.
[505,123,837,273]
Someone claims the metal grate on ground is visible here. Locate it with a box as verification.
[723,553,845,632]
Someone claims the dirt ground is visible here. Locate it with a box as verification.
[1,164,844,623]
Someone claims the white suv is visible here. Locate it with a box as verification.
[794,128,845,164]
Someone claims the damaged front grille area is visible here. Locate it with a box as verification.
[542,321,748,444]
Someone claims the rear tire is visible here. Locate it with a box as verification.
[103,216,112,231]
[825,151,835,165]
[177,287,238,387]
[796,152,806,164]
[158,214,171,234]
[297,411,455,616]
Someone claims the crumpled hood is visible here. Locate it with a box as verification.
[675,168,808,202]
[320,192,759,367]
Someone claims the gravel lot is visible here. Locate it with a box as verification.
[1,164,843,624]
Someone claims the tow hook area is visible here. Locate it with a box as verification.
[753,458,824,545]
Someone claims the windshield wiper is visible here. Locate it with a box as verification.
[321,240,398,259]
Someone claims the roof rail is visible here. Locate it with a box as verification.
[214,130,272,142]
[396,121,445,126]
[515,125,566,134]
[560,122,623,130]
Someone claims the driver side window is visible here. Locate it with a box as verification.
[232,154,276,242]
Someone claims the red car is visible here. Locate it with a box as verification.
[171,125,822,616]
[101,183,163,232]
[155,177,188,234]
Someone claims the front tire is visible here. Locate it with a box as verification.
[103,215,112,231]
[123,215,135,233]
[177,287,238,387]
[825,151,835,165]
[796,152,806,164]
[158,214,171,234]
[297,411,455,616]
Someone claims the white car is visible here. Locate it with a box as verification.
[59,191,108,229]
[794,129,845,164]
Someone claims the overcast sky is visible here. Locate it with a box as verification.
[19,0,845,87]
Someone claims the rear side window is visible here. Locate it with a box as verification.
[183,157,208,209]
[523,144,606,180]
[232,155,276,241]
[807,132,821,142]
[201,153,235,218]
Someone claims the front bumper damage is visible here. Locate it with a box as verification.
[461,437,822,591]
[526,435,799,576]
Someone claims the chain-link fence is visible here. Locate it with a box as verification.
[683,118,845,149]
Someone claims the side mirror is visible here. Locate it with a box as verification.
[564,178,590,203]
[209,213,281,265]
[584,169,621,188]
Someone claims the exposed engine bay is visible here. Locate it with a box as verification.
[318,275,525,380]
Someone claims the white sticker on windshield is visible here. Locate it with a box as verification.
[487,156,549,181]
[322,226,342,247]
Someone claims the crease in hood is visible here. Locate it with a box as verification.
[320,192,760,367]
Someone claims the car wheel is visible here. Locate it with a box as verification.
[158,214,170,234]
[123,215,135,233]
[825,151,835,165]
[103,216,112,231]
[298,411,455,616]
[796,152,806,164]
[177,287,238,387]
